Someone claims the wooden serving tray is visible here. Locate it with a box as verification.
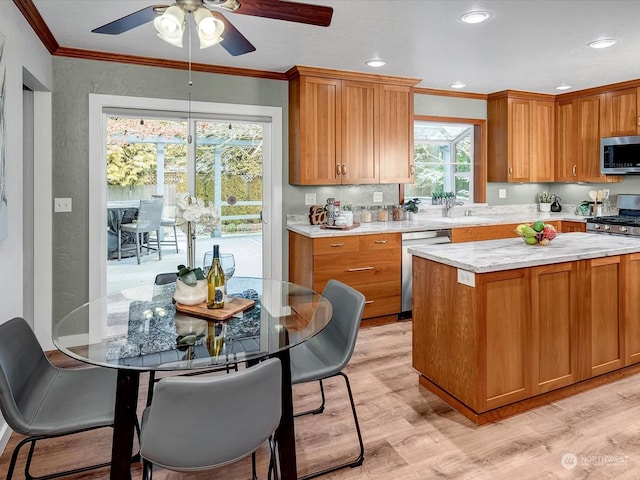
[175,297,255,321]
[320,222,361,231]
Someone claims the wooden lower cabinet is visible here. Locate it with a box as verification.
[451,221,561,243]
[412,254,637,421]
[560,220,586,232]
[289,231,401,319]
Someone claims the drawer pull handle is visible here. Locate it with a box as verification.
[329,243,345,247]
[373,240,388,244]
[347,266,374,272]
[365,300,375,304]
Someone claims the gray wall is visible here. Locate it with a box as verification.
[52,57,287,320]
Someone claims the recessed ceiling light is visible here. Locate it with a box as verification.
[587,38,617,49]
[555,84,572,91]
[459,11,492,24]
[366,59,386,68]
[450,82,466,89]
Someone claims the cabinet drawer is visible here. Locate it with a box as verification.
[357,281,401,318]
[313,250,400,287]
[359,233,401,251]
[313,236,360,255]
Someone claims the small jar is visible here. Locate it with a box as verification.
[352,206,362,224]
[360,206,372,223]
[377,205,389,222]
[392,205,403,221]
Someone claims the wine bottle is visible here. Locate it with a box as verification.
[206,244,225,309]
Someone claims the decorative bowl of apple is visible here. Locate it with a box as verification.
[515,221,557,246]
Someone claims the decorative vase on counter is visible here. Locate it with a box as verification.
[408,211,418,221]
[539,202,551,213]
[173,278,207,305]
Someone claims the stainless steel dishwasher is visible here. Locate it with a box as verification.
[401,230,451,316]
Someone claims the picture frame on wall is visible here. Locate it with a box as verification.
[0,32,6,241]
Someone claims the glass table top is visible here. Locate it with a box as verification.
[53,277,332,372]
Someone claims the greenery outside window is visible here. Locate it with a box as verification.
[405,120,474,202]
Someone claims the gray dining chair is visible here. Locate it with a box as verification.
[118,197,164,264]
[289,279,366,480]
[151,195,179,253]
[140,357,282,480]
[0,317,120,480]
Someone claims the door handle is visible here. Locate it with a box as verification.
[373,240,388,244]
[347,266,374,272]
[329,243,345,247]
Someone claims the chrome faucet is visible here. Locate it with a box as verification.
[444,198,464,217]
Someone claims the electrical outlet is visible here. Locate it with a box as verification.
[54,197,72,213]
[498,188,507,199]
[457,269,476,287]
[373,191,383,203]
[304,193,316,206]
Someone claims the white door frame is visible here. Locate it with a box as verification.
[88,94,283,304]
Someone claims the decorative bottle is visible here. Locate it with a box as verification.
[206,244,225,309]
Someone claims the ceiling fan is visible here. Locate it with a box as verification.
[92,0,333,56]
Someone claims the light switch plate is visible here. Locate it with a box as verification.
[498,188,507,199]
[373,191,383,203]
[305,193,316,206]
[457,269,475,287]
[54,197,72,213]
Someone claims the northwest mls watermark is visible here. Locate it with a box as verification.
[561,452,629,470]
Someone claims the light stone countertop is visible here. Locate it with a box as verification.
[287,212,590,238]
[408,232,640,273]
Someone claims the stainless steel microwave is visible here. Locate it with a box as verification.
[601,135,640,174]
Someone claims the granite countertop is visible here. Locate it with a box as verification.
[408,232,640,273]
[287,212,590,238]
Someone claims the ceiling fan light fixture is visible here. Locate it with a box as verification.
[195,7,225,49]
[459,10,492,24]
[154,5,185,47]
[587,38,617,49]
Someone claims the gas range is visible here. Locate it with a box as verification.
[586,194,640,237]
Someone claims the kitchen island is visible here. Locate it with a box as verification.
[409,232,640,424]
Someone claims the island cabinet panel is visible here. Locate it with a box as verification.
[530,262,580,393]
[481,270,532,410]
[288,231,401,319]
[587,257,624,377]
[412,252,640,422]
[560,220,586,233]
[624,254,640,364]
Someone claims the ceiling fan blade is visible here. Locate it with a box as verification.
[92,5,165,35]
[213,12,257,56]
[234,0,333,27]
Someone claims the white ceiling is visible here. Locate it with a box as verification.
[31,0,640,94]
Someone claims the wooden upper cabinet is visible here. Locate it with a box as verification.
[341,80,378,184]
[604,87,640,137]
[555,93,621,183]
[488,91,555,182]
[378,84,415,183]
[288,75,341,185]
[287,66,420,186]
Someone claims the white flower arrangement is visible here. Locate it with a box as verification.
[175,193,220,235]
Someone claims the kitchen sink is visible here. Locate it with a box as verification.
[433,216,494,224]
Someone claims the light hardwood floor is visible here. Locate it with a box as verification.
[2,320,640,479]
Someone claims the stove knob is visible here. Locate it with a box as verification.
[593,224,601,230]
[603,225,611,231]
[620,226,628,233]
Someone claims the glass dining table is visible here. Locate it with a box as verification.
[53,277,333,480]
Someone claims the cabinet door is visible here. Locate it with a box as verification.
[605,88,638,137]
[560,221,586,233]
[577,94,609,182]
[292,76,342,185]
[587,256,624,377]
[530,100,555,181]
[508,98,531,181]
[481,269,532,410]
[623,253,640,365]
[378,84,414,183]
[531,262,579,393]
[341,80,378,184]
[555,99,577,181]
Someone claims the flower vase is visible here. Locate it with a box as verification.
[539,202,551,213]
[186,221,196,269]
[173,278,207,305]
